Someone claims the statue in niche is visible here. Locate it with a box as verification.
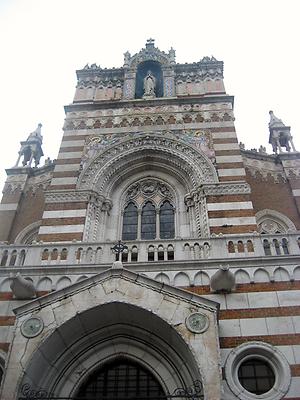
[143,70,156,97]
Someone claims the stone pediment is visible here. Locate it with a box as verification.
[14,264,219,317]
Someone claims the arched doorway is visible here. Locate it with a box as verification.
[76,357,165,399]
[6,271,221,399]
[15,302,204,399]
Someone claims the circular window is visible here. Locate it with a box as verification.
[238,358,275,395]
[224,342,291,400]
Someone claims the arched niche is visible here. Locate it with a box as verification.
[135,60,163,98]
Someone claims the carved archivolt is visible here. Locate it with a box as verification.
[14,221,41,244]
[81,130,215,169]
[78,134,218,193]
[256,209,296,234]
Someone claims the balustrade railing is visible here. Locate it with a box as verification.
[0,233,299,268]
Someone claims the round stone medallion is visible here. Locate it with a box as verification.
[186,312,209,334]
[21,316,44,338]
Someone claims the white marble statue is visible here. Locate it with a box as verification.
[143,70,156,97]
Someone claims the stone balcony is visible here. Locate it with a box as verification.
[0,233,299,269]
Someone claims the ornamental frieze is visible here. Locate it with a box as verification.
[245,167,288,183]
[63,106,234,130]
[64,111,233,130]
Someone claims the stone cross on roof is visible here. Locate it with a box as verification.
[146,38,155,48]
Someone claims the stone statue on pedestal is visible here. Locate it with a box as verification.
[143,70,156,98]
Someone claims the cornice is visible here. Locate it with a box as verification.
[2,255,300,278]
[44,189,105,203]
[241,150,276,162]
[65,94,234,113]
[5,163,55,177]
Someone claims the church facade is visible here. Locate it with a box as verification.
[0,39,300,399]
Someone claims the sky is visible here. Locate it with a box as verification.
[0,0,299,191]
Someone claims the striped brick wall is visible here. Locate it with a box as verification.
[38,200,88,242]
[212,128,245,182]
[186,281,300,399]
[49,134,85,190]
[37,105,258,241]
[207,127,257,234]
[38,132,88,242]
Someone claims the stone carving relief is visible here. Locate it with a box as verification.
[2,171,52,195]
[44,190,108,204]
[245,166,287,183]
[256,209,296,234]
[63,108,234,131]
[79,133,218,192]
[185,182,251,199]
[124,38,175,69]
[81,130,215,170]
[175,67,223,83]
[126,179,173,206]
[242,156,288,183]
[260,219,285,234]
[14,221,41,244]
[83,193,112,242]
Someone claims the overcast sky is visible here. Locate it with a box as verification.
[0,0,299,191]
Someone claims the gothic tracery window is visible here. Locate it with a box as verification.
[122,180,175,241]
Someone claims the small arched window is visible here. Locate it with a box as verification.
[148,246,155,262]
[273,239,281,255]
[0,250,8,266]
[122,203,138,241]
[141,202,156,240]
[160,201,175,239]
[263,239,271,256]
[282,238,289,255]
[9,250,17,266]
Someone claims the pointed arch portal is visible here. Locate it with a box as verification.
[16,302,205,400]
[5,270,220,400]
